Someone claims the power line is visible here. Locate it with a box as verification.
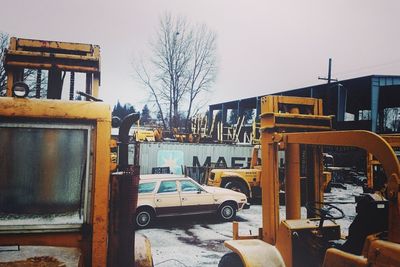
[335,59,400,77]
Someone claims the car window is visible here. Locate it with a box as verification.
[157,180,177,193]
[180,180,202,192]
[139,182,157,194]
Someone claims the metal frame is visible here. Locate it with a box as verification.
[4,37,101,99]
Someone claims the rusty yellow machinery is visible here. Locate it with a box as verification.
[0,37,152,266]
[366,134,400,192]
[218,96,400,267]
[207,146,261,199]
[207,96,330,199]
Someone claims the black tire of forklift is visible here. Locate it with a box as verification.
[224,180,250,198]
[218,252,244,267]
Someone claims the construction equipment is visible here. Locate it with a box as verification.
[207,146,261,199]
[207,96,331,199]
[365,134,400,192]
[0,37,152,266]
[218,96,400,267]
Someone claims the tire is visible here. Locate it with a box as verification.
[218,202,236,221]
[135,208,154,229]
[224,180,250,197]
[218,252,244,267]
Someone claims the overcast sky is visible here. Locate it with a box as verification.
[1,0,400,112]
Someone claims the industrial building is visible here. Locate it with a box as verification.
[209,75,400,143]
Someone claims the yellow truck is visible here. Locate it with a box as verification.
[207,146,261,198]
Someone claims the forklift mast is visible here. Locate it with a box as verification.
[219,95,400,267]
[3,37,100,100]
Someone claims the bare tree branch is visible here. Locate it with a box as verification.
[134,13,217,131]
[0,32,9,96]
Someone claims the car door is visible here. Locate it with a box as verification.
[154,180,182,216]
[178,179,216,214]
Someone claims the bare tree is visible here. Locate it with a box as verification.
[135,14,217,131]
[0,32,8,95]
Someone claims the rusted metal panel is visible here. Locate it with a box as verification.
[108,168,139,267]
[16,38,95,53]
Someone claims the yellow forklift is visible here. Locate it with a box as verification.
[219,96,400,267]
[0,37,152,266]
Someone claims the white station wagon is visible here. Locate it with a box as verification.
[135,174,249,228]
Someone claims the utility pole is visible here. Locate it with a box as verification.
[318,58,338,83]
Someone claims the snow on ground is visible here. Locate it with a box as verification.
[138,185,361,267]
[324,184,363,236]
[0,185,361,266]
[137,207,262,267]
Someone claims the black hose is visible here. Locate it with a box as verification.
[118,113,140,171]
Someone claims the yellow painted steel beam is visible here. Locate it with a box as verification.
[16,38,95,53]
[260,112,332,131]
[0,97,110,121]
[285,143,301,219]
[261,132,280,245]
[278,130,400,243]
[6,62,99,73]
[91,118,111,266]
[281,131,399,185]
[261,95,324,115]
[313,146,324,204]
[6,50,99,62]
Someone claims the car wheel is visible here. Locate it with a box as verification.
[135,208,153,229]
[225,181,249,197]
[218,202,236,221]
[218,252,244,267]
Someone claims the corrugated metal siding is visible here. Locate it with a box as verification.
[129,142,253,175]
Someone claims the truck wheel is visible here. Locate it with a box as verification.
[135,208,154,229]
[218,252,244,267]
[225,181,249,197]
[218,202,236,221]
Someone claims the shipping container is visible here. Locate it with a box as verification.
[128,142,253,177]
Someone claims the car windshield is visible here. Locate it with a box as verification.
[139,182,157,193]
[180,180,202,192]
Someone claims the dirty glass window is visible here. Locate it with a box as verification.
[139,182,156,194]
[0,124,90,227]
[180,180,201,192]
[157,181,177,193]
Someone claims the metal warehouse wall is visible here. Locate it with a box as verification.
[128,142,254,175]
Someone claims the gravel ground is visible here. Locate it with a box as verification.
[137,184,362,267]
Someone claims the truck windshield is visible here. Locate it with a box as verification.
[0,123,91,229]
